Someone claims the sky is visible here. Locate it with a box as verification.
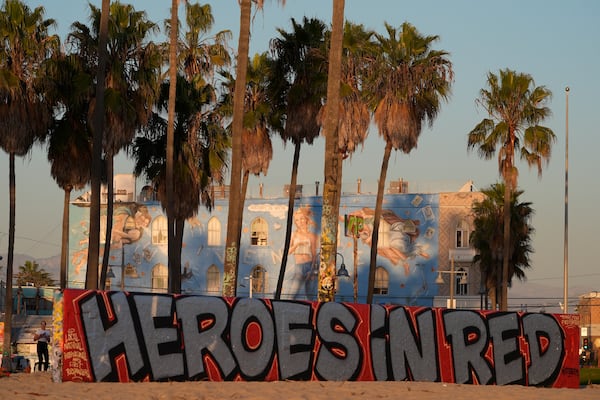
[1,0,599,304]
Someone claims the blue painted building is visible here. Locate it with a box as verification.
[68,181,482,306]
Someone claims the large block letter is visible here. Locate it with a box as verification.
[389,307,438,381]
[315,302,361,381]
[176,296,236,379]
[230,298,275,380]
[488,312,524,385]
[370,304,389,381]
[443,310,492,384]
[79,292,145,381]
[522,313,564,386]
[273,301,314,380]
[133,294,183,380]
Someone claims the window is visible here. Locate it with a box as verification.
[373,266,389,295]
[251,265,267,294]
[250,217,268,246]
[207,217,221,246]
[152,216,168,245]
[378,220,390,248]
[455,267,468,295]
[206,264,220,294]
[152,263,168,292]
[455,219,471,248]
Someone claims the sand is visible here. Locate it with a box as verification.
[0,372,599,400]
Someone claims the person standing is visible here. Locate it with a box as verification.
[33,320,51,371]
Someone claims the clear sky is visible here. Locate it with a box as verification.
[2,0,599,300]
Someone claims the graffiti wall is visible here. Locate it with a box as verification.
[57,289,580,387]
[68,193,439,305]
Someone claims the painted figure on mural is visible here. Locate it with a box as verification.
[286,207,319,300]
[352,208,430,275]
[111,204,152,246]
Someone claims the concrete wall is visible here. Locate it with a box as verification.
[55,289,580,388]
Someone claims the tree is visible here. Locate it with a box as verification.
[318,0,345,302]
[364,22,453,304]
[133,75,230,293]
[0,0,58,368]
[16,260,54,287]
[471,183,534,309]
[69,1,162,288]
[219,52,274,262]
[223,0,286,297]
[85,0,109,290]
[468,69,554,310]
[166,0,179,294]
[270,17,328,299]
[44,52,94,290]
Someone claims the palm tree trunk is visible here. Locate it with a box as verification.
[60,186,72,289]
[1,153,16,370]
[86,0,109,290]
[166,0,179,294]
[318,0,345,303]
[223,0,251,297]
[100,156,114,289]
[173,217,184,293]
[276,141,302,299]
[367,141,392,304]
[501,182,511,311]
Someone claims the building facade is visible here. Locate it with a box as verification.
[577,291,600,365]
[68,179,484,307]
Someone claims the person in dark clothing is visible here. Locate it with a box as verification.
[33,320,51,371]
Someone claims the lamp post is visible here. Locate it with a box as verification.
[435,255,467,309]
[245,275,254,298]
[335,252,349,298]
[563,86,569,313]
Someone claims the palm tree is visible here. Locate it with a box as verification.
[471,183,534,309]
[363,22,453,304]
[43,52,94,289]
[70,2,162,288]
[166,0,179,293]
[317,18,375,302]
[86,0,109,290]
[467,69,554,310]
[269,17,329,299]
[223,0,286,297]
[0,0,58,368]
[133,75,229,294]
[219,52,274,252]
[16,260,54,287]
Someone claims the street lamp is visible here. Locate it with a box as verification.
[336,252,349,278]
[435,256,467,309]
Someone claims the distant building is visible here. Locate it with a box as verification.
[67,177,484,307]
[577,291,600,364]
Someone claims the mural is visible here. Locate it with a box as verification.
[56,289,581,387]
[68,193,439,304]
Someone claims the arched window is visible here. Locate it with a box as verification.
[152,263,168,292]
[455,219,471,248]
[378,219,390,248]
[250,217,268,246]
[456,267,468,295]
[206,264,220,294]
[207,217,221,246]
[152,215,168,245]
[251,265,267,294]
[373,266,389,295]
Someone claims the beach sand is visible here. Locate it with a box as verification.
[0,372,599,400]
